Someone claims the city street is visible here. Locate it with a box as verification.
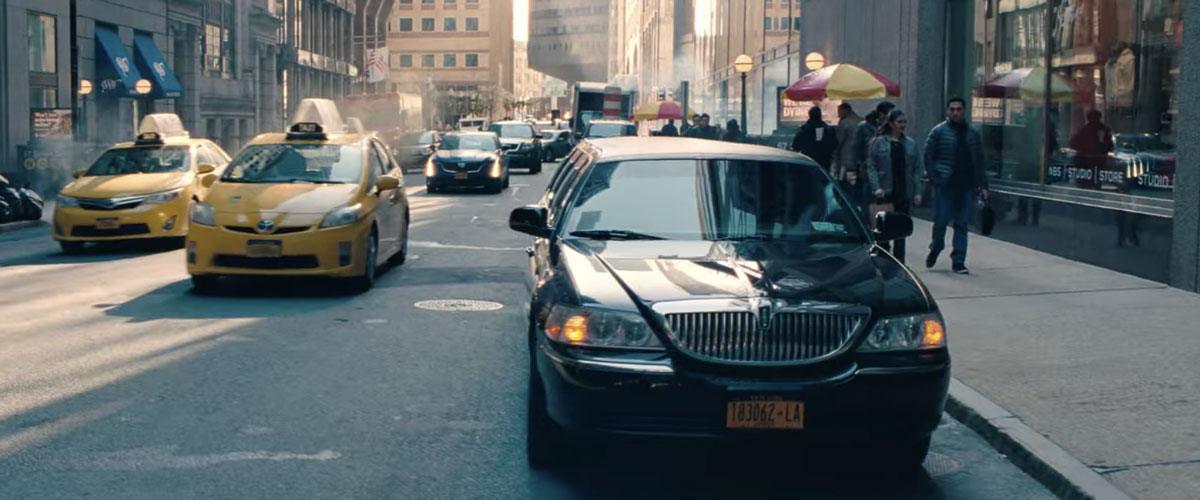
[0,162,1055,499]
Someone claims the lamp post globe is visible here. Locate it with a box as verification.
[734,55,753,138]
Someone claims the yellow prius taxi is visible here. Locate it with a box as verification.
[186,99,410,292]
[53,114,231,253]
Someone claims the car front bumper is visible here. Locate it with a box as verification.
[427,169,503,189]
[537,343,949,444]
[187,220,370,277]
[53,197,189,242]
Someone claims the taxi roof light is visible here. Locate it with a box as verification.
[136,114,189,144]
[288,98,345,139]
[346,117,366,134]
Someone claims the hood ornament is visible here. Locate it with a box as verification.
[256,219,276,233]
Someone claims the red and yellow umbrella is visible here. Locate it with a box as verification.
[633,100,685,120]
[785,64,902,102]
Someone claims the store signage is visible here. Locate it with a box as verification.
[973,98,1005,125]
[777,87,807,127]
[30,109,74,141]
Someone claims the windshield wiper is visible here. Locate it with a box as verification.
[714,235,775,241]
[287,179,344,184]
[570,229,666,241]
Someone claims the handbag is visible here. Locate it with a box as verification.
[978,197,996,236]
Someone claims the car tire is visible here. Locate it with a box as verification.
[426,182,438,194]
[527,369,567,469]
[503,176,510,189]
[871,436,931,477]
[59,241,86,254]
[487,181,503,194]
[349,231,379,293]
[191,275,219,295]
[530,163,542,175]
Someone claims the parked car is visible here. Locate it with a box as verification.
[488,121,544,174]
[510,137,946,473]
[540,130,572,161]
[580,119,637,142]
[395,131,440,173]
[424,132,509,194]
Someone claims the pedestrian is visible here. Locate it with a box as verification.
[833,103,863,180]
[854,101,896,172]
[660,119,679,136]
[1068,109,1113,183]
[684,114,719,140]
[924,97,988,274]
[865,109,924,263]
[722,119,744,142]
[791,106,838,172]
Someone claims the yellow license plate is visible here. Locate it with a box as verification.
[726,398,805,430]
[95,218,119,229]
[246,240,282,258]
[454,172,469,180]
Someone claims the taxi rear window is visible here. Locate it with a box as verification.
[222,144,363,184]
[84,146,190,176]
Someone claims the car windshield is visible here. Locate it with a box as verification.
[588,123,636,138]
[221,144,363,184]
[1115,135,1174,153]
[489,124,535,138]
[84,146,190,176]
[398,132,436,146]
[562,159,868,243]
[442,135,498,151]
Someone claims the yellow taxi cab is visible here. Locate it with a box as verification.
[53,114,231,253]
[186,98,410,293]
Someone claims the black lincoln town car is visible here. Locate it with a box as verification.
[510,137,949,472]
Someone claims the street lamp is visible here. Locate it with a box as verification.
[805,52,827,71]
[734,54,753,137]
[133,78,153,133]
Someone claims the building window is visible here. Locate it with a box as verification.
[204,0,235,78]
[465,17,479,31]
[400,54,413,67]
[465,53,479,67]
[399,0,411,4]
[763,16,772,30]
[780,17,789,30]
[443,54,457,67]
[794,17,801,30]
[399,18,413,32]
[27,13,56,73]
[444,17,457,32]
[421,54,435,67]
[30,88,56,108]
[422,0,433,4]
[445,0,456,5]
[421,18,435,31]
[467,0,478,4]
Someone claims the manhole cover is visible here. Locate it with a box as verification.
[923,452,962,477]
[414,299,504,312]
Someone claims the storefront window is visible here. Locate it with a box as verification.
[28,13,57,73]
[971,0,1181,200]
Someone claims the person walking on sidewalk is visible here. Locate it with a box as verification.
[866,110,924,263]
[792,107,838,172]
[833,103,863,180]
[660,119,679,137]
[924,97,988,274]
[722,119,744,142]
[854,101,896,173]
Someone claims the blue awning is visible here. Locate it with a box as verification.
[95,25,142,97]
[133,32,183,99]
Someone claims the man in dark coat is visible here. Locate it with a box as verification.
[660,119,679,136]
[791,107,838,172]
[924,97,989,274]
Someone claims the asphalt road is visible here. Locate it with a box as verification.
[0,163,1055,499]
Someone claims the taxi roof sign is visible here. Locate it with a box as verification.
[346,117,365,134]
[289,98,346,135]
[136,113,189,143]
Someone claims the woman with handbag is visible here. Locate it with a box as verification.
[866,110,925,263]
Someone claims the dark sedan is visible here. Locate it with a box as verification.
[489,121,544,174]
[425,132,509,194]
[395,130,440,173]
[540,129,572,161]
[510,137,947,473]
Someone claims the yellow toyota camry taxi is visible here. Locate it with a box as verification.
[186,99,410,293]
[53,114,230,253]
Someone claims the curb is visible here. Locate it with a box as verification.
[0,220,45,234]
[946,378,1134,500]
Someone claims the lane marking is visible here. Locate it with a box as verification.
[410,240,523,252]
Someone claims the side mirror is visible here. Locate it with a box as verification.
[201,174,218,188]
[376,176,401,192]
[73,169,85,179]
[874,212,914,242]
[509,205,552,238]
[573,132,583,140]
[196,163,217,175]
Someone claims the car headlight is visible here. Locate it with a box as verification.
[190,202,216,226]
[142,188,183,205]
[488,159,502,178]
[857,313,946,352]
[425,158,436,177]
[56,195,80,208]
[320,204,363,228]
[519,142,534,150]
[543,305,665,350]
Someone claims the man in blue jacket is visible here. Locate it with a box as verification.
[924,97,988,274]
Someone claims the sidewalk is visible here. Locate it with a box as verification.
[910,219,1200,500]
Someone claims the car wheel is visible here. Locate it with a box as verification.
[59,241,86,254]
[487,180,503,194]
[527,368,567,469]
[503,175,510,189]
[349,231,379,293]
[426,182,438,194]
[191,275,219,295]
[530,163,542,175]
[388,220,409,266]
[870,436,931,477]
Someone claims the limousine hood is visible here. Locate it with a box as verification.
[562,239,932,317]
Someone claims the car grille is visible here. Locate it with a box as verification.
[439,161,485,173]
[78,197,144,211]
[212,254,320,269]
[500,143,519,151]
[664,311,863,364]
[71,224,151,237]
[224,226,310,235]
